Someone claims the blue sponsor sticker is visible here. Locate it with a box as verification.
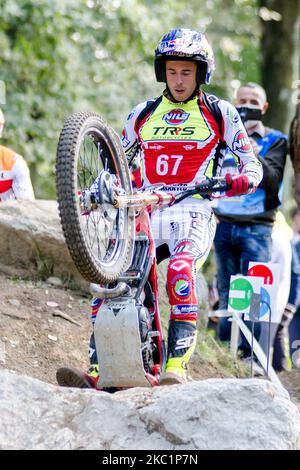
[173,304,198,314]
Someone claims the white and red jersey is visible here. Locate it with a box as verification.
[0,145,35,201]
[121,90,263,192]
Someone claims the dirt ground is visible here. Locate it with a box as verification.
[0,273,299,412]
[0,274,92,385]
[280,370,300,409]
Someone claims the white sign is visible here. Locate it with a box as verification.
[228,275,264,315]
[247,262,280,322]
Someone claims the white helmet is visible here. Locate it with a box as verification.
[154,28,215,85]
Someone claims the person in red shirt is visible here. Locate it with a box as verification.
[0,108,35,201]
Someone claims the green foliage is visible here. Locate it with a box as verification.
[196,330,250,378]
[0,0,260,198]
[34,245,54,279]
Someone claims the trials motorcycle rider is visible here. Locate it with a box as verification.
[56,28,263,388]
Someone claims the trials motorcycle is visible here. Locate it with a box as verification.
[55,112,232,390]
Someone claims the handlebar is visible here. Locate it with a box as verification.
[174,178,229,204]
[113,177,254,210]
[174,178,254,204]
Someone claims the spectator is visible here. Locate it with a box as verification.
[289,210,300,368]
[273,208,300,371]
[258,211,292,360]
[213,82,288,357]
[0,107,35,201]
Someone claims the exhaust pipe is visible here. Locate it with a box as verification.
[90,282,131,299]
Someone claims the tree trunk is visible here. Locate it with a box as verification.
[290,103,300,206]
[260,0,300,132]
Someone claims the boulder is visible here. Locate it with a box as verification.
[0,369,299,450]
[0,200,209,302]
[0,200,87,289]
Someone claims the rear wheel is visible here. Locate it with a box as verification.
[56,112,135,284]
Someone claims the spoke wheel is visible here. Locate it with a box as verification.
[56,112,135,284]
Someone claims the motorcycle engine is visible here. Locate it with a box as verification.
[138,305,154,373]
[138,305,152,342]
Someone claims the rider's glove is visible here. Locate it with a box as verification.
[225,173,252,197]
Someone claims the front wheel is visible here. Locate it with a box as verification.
[56,112,135,284]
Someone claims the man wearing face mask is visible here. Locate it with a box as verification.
[0,108,35,201]
[213,83,288,356]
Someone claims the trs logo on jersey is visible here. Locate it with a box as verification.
[232,131,251,153]
[163,108,190,125]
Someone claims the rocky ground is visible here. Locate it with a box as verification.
[0,273,241,385]
[0,274,91,385]
[1,371,299,450]
[280,370,300,408]
[0,273,299,415]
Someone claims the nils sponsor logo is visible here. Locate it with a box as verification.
[163,108,190,126]
[232,130,251,153]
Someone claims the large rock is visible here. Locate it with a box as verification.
[0,370,299,450]
[0,200,209,301]
[0,200,87,288]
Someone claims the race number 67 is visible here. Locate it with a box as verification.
[156,154,183,176]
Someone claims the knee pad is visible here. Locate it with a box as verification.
[167,241,199,321]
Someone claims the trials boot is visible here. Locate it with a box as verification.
[159,320,197,386]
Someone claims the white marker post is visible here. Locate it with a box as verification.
[228,275,263,358]
[227,273,283,387]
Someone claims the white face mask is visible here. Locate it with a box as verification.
[244,119,260,131]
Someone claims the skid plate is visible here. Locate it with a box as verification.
[94,298,150,388]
